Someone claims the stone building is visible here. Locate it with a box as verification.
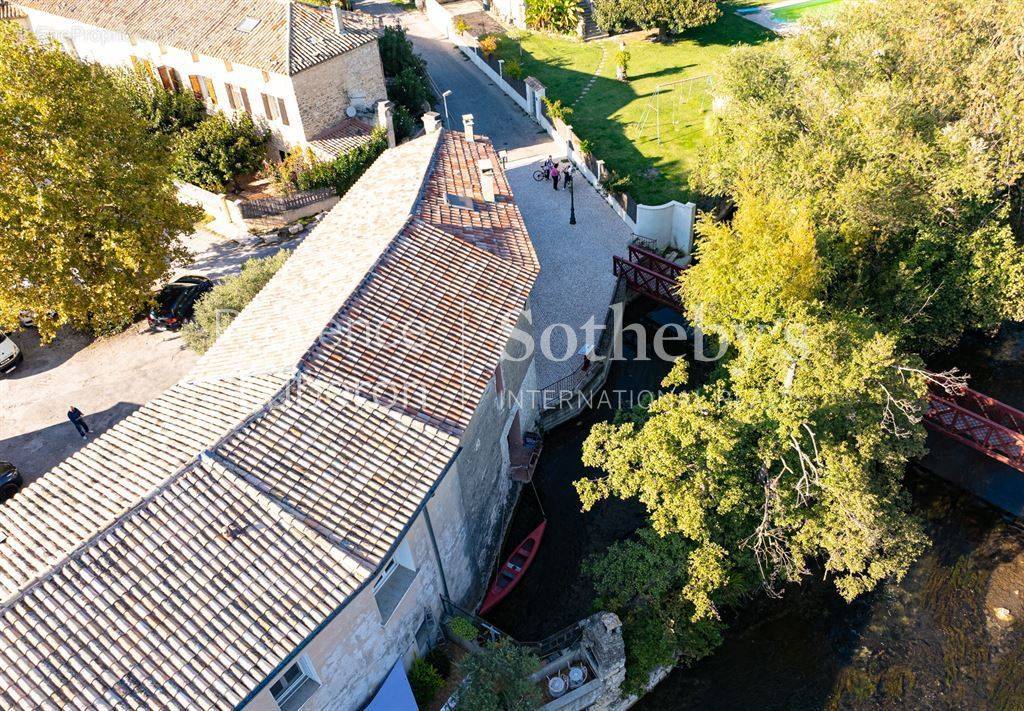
[0,120,543,710]
[8,0,389,158]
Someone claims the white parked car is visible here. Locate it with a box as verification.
[0,333,22,375]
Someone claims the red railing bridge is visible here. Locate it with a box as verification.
[612,246,1024,473]
[612,244,687,308]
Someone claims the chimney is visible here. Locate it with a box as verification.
[462,114,474,142]
[478,158,495,203]
[377,100,396,148]
[422,111,441,134]
[332,2,346,34]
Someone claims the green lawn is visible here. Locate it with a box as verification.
[496,12,772,205]
[770,0,843,23]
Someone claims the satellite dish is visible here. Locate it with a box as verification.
[345,105,357,118]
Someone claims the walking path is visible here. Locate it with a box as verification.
[357,0,633,389]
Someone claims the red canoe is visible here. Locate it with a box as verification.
[479,520,547,615]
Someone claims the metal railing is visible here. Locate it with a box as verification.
[439,597,583,661]
[238,187,336,219]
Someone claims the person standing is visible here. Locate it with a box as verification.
[67,406,90,439]
[550,163,560,190]
[563,161,574,190]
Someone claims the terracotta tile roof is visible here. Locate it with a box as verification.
[0,458,367,709]
[0,374,288,602]
[308,116,375,161]
[0,1,26,20]
[0,130,537,708]
[12,0,381,75]
[190,130,442,383]
[215,383,460,565]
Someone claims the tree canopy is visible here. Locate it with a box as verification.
[693,0,1024,352]
[0,27,197,341]
[578,0,1024,682]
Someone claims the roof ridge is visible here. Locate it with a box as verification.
[285,0,294,76]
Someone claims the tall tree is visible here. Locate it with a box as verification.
[576,0,1024,677]
[0,27,197,341]
[693,0,1024,352]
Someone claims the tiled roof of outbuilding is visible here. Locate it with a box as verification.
[0,129,538,709]
[12,0,381,75]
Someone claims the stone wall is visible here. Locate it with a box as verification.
[290,41,388,141]
[243,307,539,710]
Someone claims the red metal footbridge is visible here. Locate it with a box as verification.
[612,244,1024,473]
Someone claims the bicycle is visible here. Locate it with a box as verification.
[533,161,553,181]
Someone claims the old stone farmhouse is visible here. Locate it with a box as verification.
[0,120,542,709]
[6,0,389,158]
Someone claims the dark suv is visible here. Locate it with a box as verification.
[148,275,213,331]
[0,461,23,502]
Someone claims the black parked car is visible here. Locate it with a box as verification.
[148,276,213,331]
[0,461,23,502]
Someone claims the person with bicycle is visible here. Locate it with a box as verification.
[535,155,554,182]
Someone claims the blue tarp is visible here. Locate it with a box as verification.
[364,658,418,711]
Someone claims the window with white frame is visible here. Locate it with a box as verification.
[269,656,321,711]
[373,538,417,623]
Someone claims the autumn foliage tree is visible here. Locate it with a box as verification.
[579,0,1024,681]
[0,27,197,341]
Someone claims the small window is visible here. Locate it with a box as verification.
[203,77,218,107]
[373,539,417,623]
[278,99,290,126]
[262,93,279,121]
[269,657,320,711]
[494,363,505,395]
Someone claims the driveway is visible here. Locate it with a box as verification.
[0,224,307,483]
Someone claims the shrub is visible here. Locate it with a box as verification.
[504,57,524,80]
[113,67,206,136]
[390,66,435,115]
[622,614,675,696]
[425,647,452,678]
[576,137,594,155]
[543,97,574,122]
[478,34,499,56]
[594,0,720,37]
[408,658,445,708]
[454,18,470,35]
[456,640,542,711]
[593,0,634,33]
[379,27,435,138]
[379,25,426,78]
[181,251,290,353]
[525,0,582,33]
[296,127,388,195]
[393,104,417,141]
[615,48,631,71]
[173,113,269,192]
[446,616,480,640]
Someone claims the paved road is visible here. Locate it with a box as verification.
[363,1,633,387]
[361,0,547,157]
[0,227,305,483]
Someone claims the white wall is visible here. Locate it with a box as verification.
[21,9,308,152]
[634,201,696,253]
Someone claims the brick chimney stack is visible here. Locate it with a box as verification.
[422,111,441,134]
[478,159,495,203]
[332,2,346,34]
[377,100,396,148]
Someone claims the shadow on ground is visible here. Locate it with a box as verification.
[2,327,92,380]
[0,401,141,482]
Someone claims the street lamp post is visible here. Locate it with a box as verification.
[567,142,577,225]
[569,172,577,225]
[441,90,453,130]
